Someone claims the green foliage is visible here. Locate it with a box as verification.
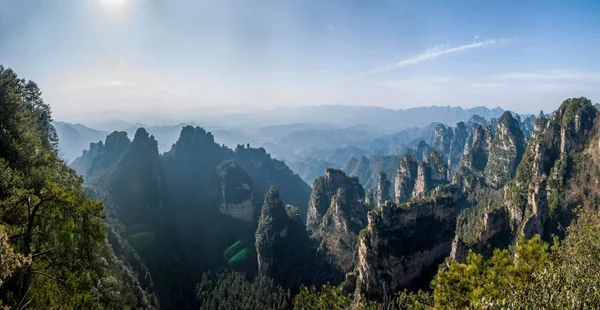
[0,66,153,309]
[432,235,550,309]
[293,284,355,310]
[455,188,504,246]
[196,271,290,310]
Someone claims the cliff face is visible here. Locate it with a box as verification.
[375,171,391,206]
[306,168,365,233]
[394,155,419,203]
[508,97,599,238]
[217,161,255,222]
[354,196,456,301]
[308,169,370,273]
[447,122,468,172]
[484,112,526,188]
[412,152,449,198]
[256,188,290,276]
[432,124,453,155]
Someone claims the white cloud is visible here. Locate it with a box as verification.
[366,39,498,74]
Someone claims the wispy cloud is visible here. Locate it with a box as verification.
[495,71,600,81]
[365,38,499,74]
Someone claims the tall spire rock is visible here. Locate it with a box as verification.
[484,112,526,188]
[306,169,365,233]
[256,187,288,276]
[375,171,391,206]
[431,124,453,155]
[413,151,449,198]
[394,155,419,203]
[110,128,163,226]
[447,122,468,171]
[307,169,369,273]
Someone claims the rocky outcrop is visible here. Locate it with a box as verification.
[394,155,419,203]
[317,187,370,272]
[365,189,375,209]
[413,152,449,198]
[354,196,456,301]
[217,160,255,222]
[432,124,453,155]
[256,188,290,275]
[508,97,598,238]
[308,169,370,273]
[394,152,449,201]
[451,206,511,262]
[306,169,365,234]
[452,124,493,191]
[375,172,391,206]
[70,131,131,177]
[447,122,468,172]
[484,112,526,188]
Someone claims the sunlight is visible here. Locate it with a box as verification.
[98,0,127,7]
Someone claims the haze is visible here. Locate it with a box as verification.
[1,0,599,123]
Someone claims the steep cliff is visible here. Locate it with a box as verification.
[484,112,526,188]
[306,169,365,233]
[413,151,449,198]
[431,124,453,155]
[353,195,456,301]
[256,187,331,289]
[307,169,370,273]
[447,122,468,172]
[394,154,419,203]
[508,97,599,238]
[375,171,392,206]
[256,188,290,276]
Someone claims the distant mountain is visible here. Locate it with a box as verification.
[53,121,107,163]
[209,105,507,130]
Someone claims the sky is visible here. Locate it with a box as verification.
[1,0,599,123]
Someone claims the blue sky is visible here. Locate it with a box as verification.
[1,0,599,122]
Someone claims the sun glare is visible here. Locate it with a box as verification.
[98,0,127,6]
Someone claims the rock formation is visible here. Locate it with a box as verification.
[412,151,449,198]
[307,169,370,273]
[217,160,255,222]
[306,168,365,233]
[256,188,289,276]
[353,195,456,301]
[484,112,526,188]
[394,155,419,203]
[375,171,391,206]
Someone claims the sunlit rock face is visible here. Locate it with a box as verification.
[484,112,526,189]
[375,171,391,207]
[394,155,418,203]
[307,169,370,273]
[354,196,456,301]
